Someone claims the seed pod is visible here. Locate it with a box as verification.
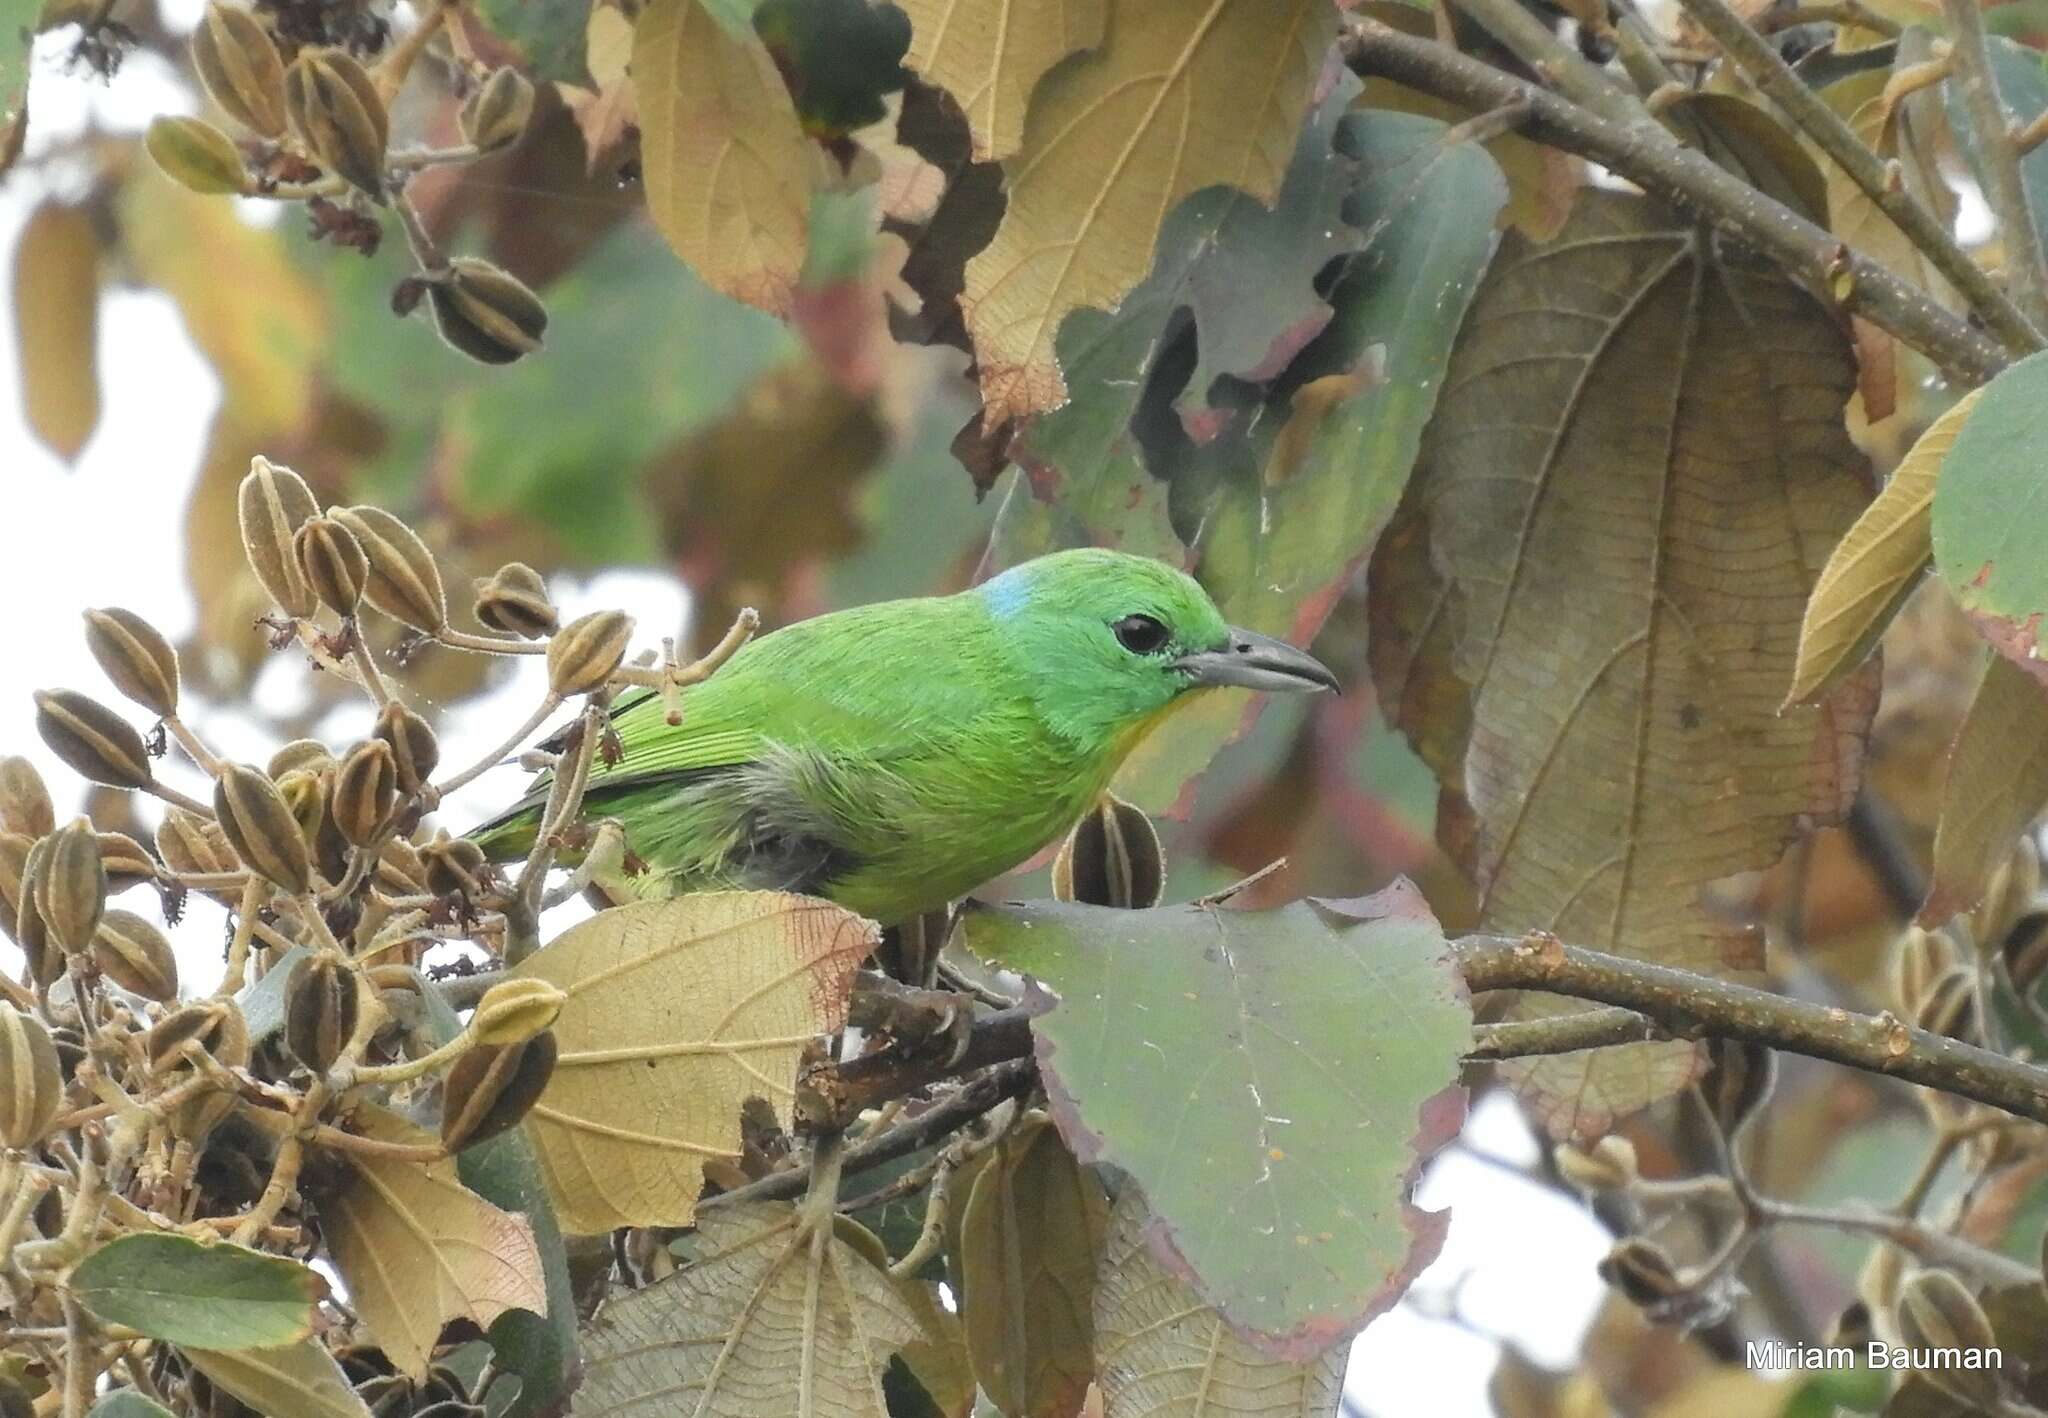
[1051,794,1163,909]
[1555,1135,1638,1193]
[10,836,57,986]
[470,977,566,1046]
[0,756,54,837]
[97,831,157,890]
[459,67,534,153]
[330,505,447,633]
[144,114,250,195]
[1975,837,2042,957]
[272,769,335,885]
[1598,1238,1684,1311]
[547,610,634,697]
[284,953,360,1073]
[93,909,179,1001]
[268,738,336,779]
[473,562,558,639]
[0,1006,63,1149]
[190,2,287,136]
[1698,1038,1776,1141]
[428,258,547,365]
[422,832,489,899]
[333,739,397,847]
[36,817,106,956]
[283,48,389,198]
[156,807,239,878]
[148,998,251,1073]
[441,1032,556,1151]
[238,456,320,618]
[1911,966,1978,1043]
[83,606,181,718]
[1892,924,1954,1017]
[214,762,314,895]
[1828,1300,1874,1351]
[292,514,371,618]
[34,688,153,789]
[0,832,31,942]
[377,835,430,897]
[374,702,440,795]
[1896,1271,2000,1407]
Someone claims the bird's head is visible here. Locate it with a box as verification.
[975,549,1337,747]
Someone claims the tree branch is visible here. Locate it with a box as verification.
[1468,1006,1666,1059]
[1455,933,2048,1124]
[1675,0,2042,354]
[1941,0,2048,330]
[1340,20,2014,386]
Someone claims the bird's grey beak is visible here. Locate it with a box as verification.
[1173,627,1339,694]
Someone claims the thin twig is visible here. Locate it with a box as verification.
[1942,0,2048,329]
[1676,0,2041,354]
[1340,20,2013,385]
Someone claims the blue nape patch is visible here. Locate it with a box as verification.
[978,564,1035,620]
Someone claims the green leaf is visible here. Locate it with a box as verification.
[992,109,1505,813]
[69,1234,325,1350]
[88,1394,179,1418]
[960,882,1473,1358]
[1932,348,2048,676]
[420,983,581,1418]
[469,0,591,82]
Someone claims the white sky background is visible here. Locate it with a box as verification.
[0,22,1618,1415]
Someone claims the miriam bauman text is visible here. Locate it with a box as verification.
[1747,1341,2002,1372]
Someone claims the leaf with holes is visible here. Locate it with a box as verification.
[961,882,1471,1358]
[512,892,873,1234]
[960,0,1334,421]
[574,1203,925,1416]
[1404,189,1873,1137]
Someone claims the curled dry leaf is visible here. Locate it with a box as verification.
[319,1107,547,1377]
[1787,387,1981,707]
[511,892,873,1234]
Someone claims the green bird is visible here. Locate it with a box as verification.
[468,549,1337,923]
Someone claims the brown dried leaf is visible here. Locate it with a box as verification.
[1922,654,2048,925]
[1415,191,1873,1135]
[634,0,823,314]
[897,0,1104,162]
[576,1202,924,1417]
[1093,1185,1344,1418]
[952,1118,1106,1418]
[13,201,101,462]
[960,0,1332,422]
[319,1108,547,1376]
[512,892,873,1234]
[1788,388,1980,707]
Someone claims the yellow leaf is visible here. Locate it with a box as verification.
[13,201,101,462]
[961,0,1333,423]
[577,1203,924,1417]
[1788,387,1981,707]
[1924,654,2048,924]
[952,1117,1105,1418]
[120,168,326,436]
[185,1340,372,1418]
[513,892,873,1234]
[898,0,1105,162]
[633,0,823,314]
[1093,1185,1343,1417]
[319,1108,547,1377]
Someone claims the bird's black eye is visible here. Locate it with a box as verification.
[1111,614,1171,656]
